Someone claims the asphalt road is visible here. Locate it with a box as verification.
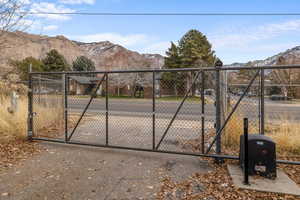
[67,98,300,121]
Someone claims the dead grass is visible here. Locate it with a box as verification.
[0,95,63,142]
[265,115,300,155]
[223,112,257,150]
[223,111,300,156]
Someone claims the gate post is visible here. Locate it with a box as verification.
[105,73,109,146]
[63,74,68,142]
[27,69,33,141]
[152,72,156,150]
[260,69,265,135]
[201,70,205,154]
[215,59,223,163]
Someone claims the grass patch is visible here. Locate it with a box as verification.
[223,112,258,152]
[0,94,63,142]
[223,112,300,156]
[71,94,213,103]
[265,116,300,155]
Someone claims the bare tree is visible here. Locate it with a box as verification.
[0,0,30,47]
[270,56,300,97]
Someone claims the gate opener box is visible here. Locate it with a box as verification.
[239,134,277,179]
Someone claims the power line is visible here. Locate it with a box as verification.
[25,12,300,16]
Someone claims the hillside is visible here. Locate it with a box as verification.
[1,31,300,78]
[227,46,300,67]
[0,31,164,76]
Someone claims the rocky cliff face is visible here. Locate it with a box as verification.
[78,41,164,71]
[0,31,164,76]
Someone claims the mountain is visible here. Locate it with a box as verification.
[0,31,164,76]
[227,46,300,68]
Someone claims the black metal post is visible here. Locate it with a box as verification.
[201,71,205,154]
[38,74,41,104]
[258,75,261,134]
[106,73,109,146]
[27,73,33,141]
[260,69,265,135]
[215,60,223,162]
[243,118,250,185]
[206,70,260,154]
[63,74,68,142]
[152,72,156,150]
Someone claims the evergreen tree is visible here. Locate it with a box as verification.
[162,42,185,96]
[72,56,95,72]
[164,42,181,69]
[164,29,217,69]
[178,29,216,67]
[10,57,44,80]
[42,49,69,72]
[163,30,218,96]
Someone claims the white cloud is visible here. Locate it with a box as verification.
[262,19,300,34]
[210,19,300,49]
[30,2,75,21]
[43,25,58,31]
[71,33,149,46]
[59,0,95,5]
[142,41,171,55]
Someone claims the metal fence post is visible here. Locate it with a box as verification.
[243,118,250,185]
[38,74,42,104]
[106,73,109,146]
[215,60,223,158]
[27,72,33,141]
[152,72,156,150]
[260,69,265,135]
[63,74,68,142]
[201,71,205,154]
[258,75,261,134]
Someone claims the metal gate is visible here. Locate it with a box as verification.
[28,64,300,165]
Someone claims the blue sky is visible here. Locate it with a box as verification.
[26,0,300,64]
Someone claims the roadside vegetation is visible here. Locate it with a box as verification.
[9,49,70,79]
[71,94,214,104]
[223,111,300,156]
[0,81,64,142]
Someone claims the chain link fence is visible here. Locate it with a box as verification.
[27,65,300,164]
[31,74,64,139]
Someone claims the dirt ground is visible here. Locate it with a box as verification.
[1,115,299,200]
[0,116,212,200]
[0,143,212,200]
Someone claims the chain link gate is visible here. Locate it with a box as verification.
[27,65,300,165]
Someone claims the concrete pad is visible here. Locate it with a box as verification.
[228,164,300,196]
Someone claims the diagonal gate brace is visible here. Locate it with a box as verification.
[205,70,259,154]
[155,70,202,150]
[67,74,107,141]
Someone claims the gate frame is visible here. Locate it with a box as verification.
[27,64,300,165]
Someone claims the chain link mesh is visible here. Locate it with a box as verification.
[221,69,260,154]
[31,74,64,139]
[31,68,298,156]
[106,72,153,149]
[156,71,203,153]
[67,73,106,144]
[263,68,300,156]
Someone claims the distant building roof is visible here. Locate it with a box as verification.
[69,76,103,84]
